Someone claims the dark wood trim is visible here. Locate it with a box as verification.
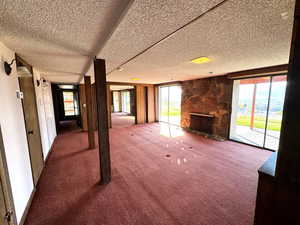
[84,76,95,149]
[106,84,112,128]
[94,59,111,184]
[107,81,151,86]
[227,64,288,79]
[15,54,33,74]
[134,86,138,124]
[154,81,183,87]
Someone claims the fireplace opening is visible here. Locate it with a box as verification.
[189,112,214,135]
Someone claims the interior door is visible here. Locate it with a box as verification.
[0,127,16,225]
[19,76,44,186]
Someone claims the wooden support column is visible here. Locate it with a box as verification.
[107,84,112,128]
[254,1,300,224]
[135,85,146,124]
[94,59,111,184]
[84,76,95,149]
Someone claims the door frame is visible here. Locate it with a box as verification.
[228,73,287,151]
[157,84,182,126]
[0,126,17,225]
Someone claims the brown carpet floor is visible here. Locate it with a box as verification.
[111,112,135,128]
[25,123,271,225]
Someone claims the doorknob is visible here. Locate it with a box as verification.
[28,130,34,135]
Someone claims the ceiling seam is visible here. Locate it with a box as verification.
[106,0,230,76]
[78,0,136,83]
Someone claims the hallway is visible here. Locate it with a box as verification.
[111,112,135,128]
[25,123,271,225]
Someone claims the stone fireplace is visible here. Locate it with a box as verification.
[181,76,233,139]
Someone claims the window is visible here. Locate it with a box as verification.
[230,75,287,150]
[63,91,79,116]
[113,92,120,112]
[158,85,182,126]
[121,91,130,113]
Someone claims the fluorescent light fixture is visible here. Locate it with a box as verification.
[59,85,75,89]
[191,57,211,64]
[131,78,140,81]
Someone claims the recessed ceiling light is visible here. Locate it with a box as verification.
[131,78,140,81]
[191,57,211,64]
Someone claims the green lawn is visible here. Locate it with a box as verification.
[236,115,282,131]
[160,108,181,117]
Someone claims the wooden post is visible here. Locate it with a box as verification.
[84,76,95,149]
[94,59,111,184]
[276,0,300,182]
[107,84,112,128]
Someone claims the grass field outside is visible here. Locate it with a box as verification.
[236,115,282,131]
[160,108,181,117]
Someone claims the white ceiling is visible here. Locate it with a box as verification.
[0,0,295,84]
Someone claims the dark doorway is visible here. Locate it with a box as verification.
[110,85,136,128]
[52,84,81,133]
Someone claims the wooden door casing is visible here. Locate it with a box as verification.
[19,76,44,186]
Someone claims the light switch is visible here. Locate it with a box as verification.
[16,90,24,99]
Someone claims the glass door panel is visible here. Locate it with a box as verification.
[252,79,271,147]
[265,75,287,150]
[121,91,130,113]
[230,77,271,148]
[113,92,120,112]
[159,87,169,123]
[168,86,182,125]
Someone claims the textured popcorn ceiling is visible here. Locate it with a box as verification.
[0,0,131,83]
[101,0,295,83]
[0,0,295,84]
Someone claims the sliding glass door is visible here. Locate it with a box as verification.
[113,91,120,112]
[121,91,130,113]
[230,75,287,150]
[159,85,182,125]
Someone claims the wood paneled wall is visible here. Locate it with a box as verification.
[135,84,155,124]
[79,84,88,131]
[147,85,155,123]
[80,83,155,128]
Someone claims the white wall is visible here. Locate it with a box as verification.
[0,42,34,223]
[0,42,57,224]
[33,69,56,159]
